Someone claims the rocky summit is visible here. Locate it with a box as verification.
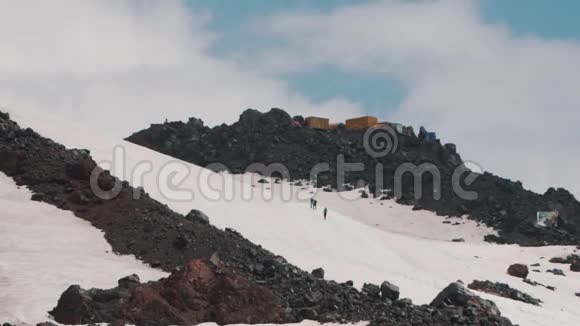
[127,108,580,246]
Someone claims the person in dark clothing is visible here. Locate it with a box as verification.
[310,198,314,208]
[313,199,317,209]
[323,207,328,220]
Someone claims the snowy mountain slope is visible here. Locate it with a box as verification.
[0,173,167,324]
[6,107,580,326]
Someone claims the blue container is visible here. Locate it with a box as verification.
[425,132,437,141]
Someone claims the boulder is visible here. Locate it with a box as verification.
[118,274,140,289]
[380,281,400,301]
[430,282,501,317]
[49,285,94,324]
[547,269,566,276]
[66,158,97,180]
[184,209,209,225]
[311,268,325,279]
[298,308,318,320]
[362,283,381,299]
[507,264,529,279]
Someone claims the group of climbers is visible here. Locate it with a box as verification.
[310,198,328,220]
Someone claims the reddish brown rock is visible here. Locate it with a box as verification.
[66,158,97,180]
[0,150,24,176]
[51,260,285,325]
[507,264,529,279]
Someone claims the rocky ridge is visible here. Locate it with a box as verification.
[126,108,580,246]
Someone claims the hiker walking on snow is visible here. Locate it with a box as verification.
[310,198,314,209]
[323,207,328,220]
[313,199,318,210]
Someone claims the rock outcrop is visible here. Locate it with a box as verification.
[50,260,285,325]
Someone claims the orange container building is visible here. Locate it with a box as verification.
[373,121,393,128]
[345,116,378,129]
[305,117,330,129]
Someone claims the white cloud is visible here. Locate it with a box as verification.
[0,0,363,135]
[253,0,580,196]
[2,0,578,197]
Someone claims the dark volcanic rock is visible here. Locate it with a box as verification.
[362,283,381,299]
[118,274,140,289]
[0,150,24,176]
[430,282,511,324]
[507,264,529,279]
[380,281,400,300]
[49,285,95,324]
[548,254,580,272]
[549,254,580,264]
[311,267,325,279]
[184,209,210,225]
[547,269,566,276]
[468,280,542,306]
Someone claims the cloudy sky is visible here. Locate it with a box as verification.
[1,0,579,196]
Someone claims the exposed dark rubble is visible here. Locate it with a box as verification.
[468,280,543,306]
[126,108,580,246]
[522,278,556,291]
[549,254,580,272]
[549,254,580,264]
[547,269,566,276]
[0,111,514,325]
